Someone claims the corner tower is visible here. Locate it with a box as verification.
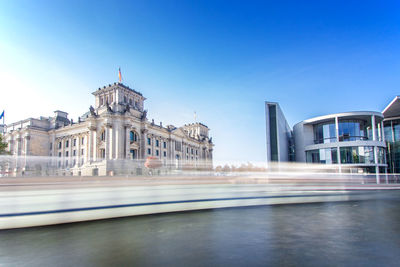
[92,82,146,113]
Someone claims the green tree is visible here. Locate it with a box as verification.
[0,134,8,155]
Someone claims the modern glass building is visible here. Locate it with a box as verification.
[293,112,386,180]
[383,96,400,174]
[265,102,294,163]
[265,96,400,183]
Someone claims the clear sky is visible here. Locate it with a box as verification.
[0,0,399,164]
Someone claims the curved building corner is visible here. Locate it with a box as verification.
[293,111,386,177]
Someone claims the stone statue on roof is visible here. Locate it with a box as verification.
[89,105,96,116]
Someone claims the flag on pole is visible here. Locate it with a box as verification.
[0,110,4,120]
[118,67,122,82]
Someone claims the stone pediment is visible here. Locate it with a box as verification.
[172,127,187,137]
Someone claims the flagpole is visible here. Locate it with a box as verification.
[1,111,4,134]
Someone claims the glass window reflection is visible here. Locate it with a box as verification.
[338,120,369,141]
[306,148,338,164]
[340,146,375,164]
[313,121,336,144]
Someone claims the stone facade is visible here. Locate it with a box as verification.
[3,82,213,176]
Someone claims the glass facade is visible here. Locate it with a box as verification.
[377,147,385,164]
[338,120,370,142]
[384,119,400,173]
[306,148,338,164]
[340,146,374,164]
[314,121,336,144]
[268,105,278,161]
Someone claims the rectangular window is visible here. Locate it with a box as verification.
[58,142,62,149]
[66,151,69,157]
[73,139,76,146]
[147,138,151,145]
[156,140,159,147]
[156,150,159,156]
[58,152,62,158]
[73,150,76,156]
[306,148,338,164]
[339,146,375,164]
[65,140,69,148]
[81,149,84,156]
[191,148,194,154]
[50,142,53,150]
[148,148,151,155]
[81,137,85,145]
[175,141,182,152]
[163,151,167,157]
[163,142,167,148]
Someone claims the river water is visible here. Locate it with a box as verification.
[1,196,400,266]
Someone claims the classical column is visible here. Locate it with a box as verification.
[8,139,14,155]
[24,135,31,156]
[93,131,97,161]
[140,129,147,159]
[68,137,72,167]
[114,123,122,159]
[125,125,130,159]
[105,125,110,160]
[51,133,56,156]
[77,135,81,166]
[151,135,155,156]
[23,135,30,171]
[168,137,173,162]
[88,131,93,163]
[16,136,22,156]
[108,124,114,160]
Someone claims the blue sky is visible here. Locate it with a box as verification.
[0,0,399,164]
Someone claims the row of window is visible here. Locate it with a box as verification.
[147,137,167,148]
[146,148,199,161]
[313,120,383,144]
[99,94,114,105]
[123,95,139,108]
[58,158,85,168]
[147,148,167,157]
[58,149,85,158]
[54,137,85,150]
[146,137,199,155]
[306,146,386,164]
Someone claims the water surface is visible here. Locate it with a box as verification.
[1,197,400,266]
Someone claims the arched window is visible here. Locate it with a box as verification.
[129,98,133,105]
[130,131,137,143]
